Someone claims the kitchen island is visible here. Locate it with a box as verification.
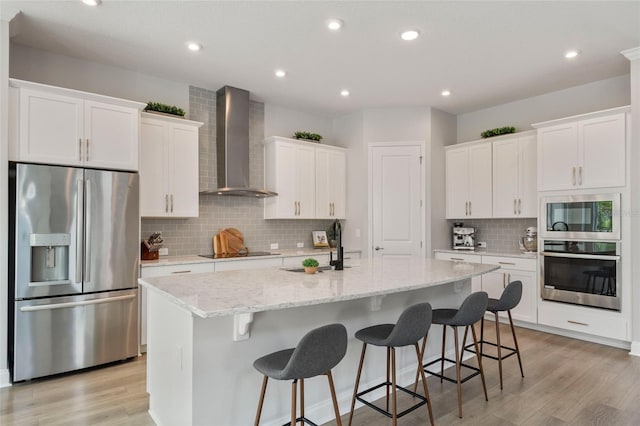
[139,256,499,426]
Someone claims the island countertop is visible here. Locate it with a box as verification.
[138,256,500,318]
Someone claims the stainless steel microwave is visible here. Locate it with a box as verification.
[540,193,621,241]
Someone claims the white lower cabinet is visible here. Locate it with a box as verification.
[214,258,282,272]
[434,252,482,293]
[538,300,629,341]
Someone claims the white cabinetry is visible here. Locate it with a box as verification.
[434,252,482,292]
[480,256,537,323]
[265,136,346,219]
[316,146,346,219]
[534,108,628,191]
[492,132,537,217]
[140,113,203,217]
[445,142,492,219]
[9,79,143,171]
[538,300,628,341]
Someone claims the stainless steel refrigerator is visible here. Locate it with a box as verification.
[8,162,139,382]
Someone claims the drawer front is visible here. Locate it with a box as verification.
[283,254,331,267]
[480,255,536,272]
[141,262,216,278]
[538,301,628,341]
[215,258,282,272]
[435,252,482,263]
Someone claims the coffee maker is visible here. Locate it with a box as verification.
[452,223,476,250]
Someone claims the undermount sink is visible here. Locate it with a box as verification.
[284,265,351,273]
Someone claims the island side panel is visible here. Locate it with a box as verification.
[188,280,471,426]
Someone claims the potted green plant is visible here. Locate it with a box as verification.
[293,131,323,143]
[144,102,186,117]
[302,258,319,274]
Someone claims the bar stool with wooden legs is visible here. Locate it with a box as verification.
[464,280,524,390]
[253,323,347,426]
[417,291,489,418]
[348,303,435,426]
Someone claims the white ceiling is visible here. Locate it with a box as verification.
[3,1,640,116]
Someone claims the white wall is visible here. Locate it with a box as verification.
[362,107,430,142]
[264,103,335,143]
[9,44,190,115]
[457,75,631,143]
[428,109,457,254]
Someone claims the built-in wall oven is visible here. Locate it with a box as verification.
[540,193,622,311]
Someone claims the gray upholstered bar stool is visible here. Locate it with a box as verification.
[348,303,434,426]
[418,291,488,419]
[253,323,347,426]
[468,280,524,390]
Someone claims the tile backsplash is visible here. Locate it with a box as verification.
[447,218,538,253]
[141,85,333,256]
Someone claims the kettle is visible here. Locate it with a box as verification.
[520,227,537,253]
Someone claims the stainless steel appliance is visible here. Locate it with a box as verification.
[520,227,538,253]
[540,193,620,240]
[453,225,476,250]
[9,163,139,382]
[540,240,620,310]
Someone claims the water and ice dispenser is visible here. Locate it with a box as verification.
[29,233,71,285]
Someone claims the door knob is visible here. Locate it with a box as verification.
[374,246,384,251]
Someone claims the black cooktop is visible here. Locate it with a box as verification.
[199,251,276,259]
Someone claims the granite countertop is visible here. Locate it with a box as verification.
[138,256,499,318]
[140,248,361,268]
[434,248,537,260]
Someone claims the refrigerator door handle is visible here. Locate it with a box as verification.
[19,294,136,312]
[76,178,84,284]
[85,178,92,283]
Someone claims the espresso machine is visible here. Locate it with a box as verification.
[452,223,476,250]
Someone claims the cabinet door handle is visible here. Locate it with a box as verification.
[465,201,468,216]
[170,194,174,213]
[498,261,516,266]
[86,139,90,162]
[578,166,583,186]
[518,198,521,214]
[165,194,169,213]
[450,257,464,261]
[78,138,82,161]
[567,320,588,326]
[502,273,506,288]
[293,201,297,216]
[171,270,192,274]
[572,167,576,186]
[469,201,472,216]
[513,199,517,215]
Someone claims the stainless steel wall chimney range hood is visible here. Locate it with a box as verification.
[200,86,277,197]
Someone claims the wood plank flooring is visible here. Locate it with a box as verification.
[2,323,640,425]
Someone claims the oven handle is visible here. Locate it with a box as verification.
[540,251,620,261]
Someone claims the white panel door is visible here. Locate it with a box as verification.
[169,124,199,217]
[140,119,168,217]
[492,138,519,218]
[468,143,492,218]
[518,135,538,217]
[372,145,422,257]
[445,147,469,219]
[579,113,626,189]
[84,101,139,171]
[537,123,578,191]
[19,88,84,166]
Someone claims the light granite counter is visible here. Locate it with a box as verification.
[141,256,498,426]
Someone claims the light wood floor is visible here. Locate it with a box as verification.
[2,323,640,425]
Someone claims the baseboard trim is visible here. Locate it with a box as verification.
[0,369,11,388]
[630,341,640,357]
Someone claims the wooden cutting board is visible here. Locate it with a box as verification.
[221,228,247,255]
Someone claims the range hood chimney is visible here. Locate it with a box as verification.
[200,86,277,197]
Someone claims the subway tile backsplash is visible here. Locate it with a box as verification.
[141,85,334,256]
[447,218,538,253]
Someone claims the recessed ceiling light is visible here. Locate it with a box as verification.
[340,90,350,97]
[275,69,286,78]
[441,90,451,97]
[186,42,202,52]
[326,18,344,31]
[400,30,420,41]
[82,0,101,6]
[565,50,579,59]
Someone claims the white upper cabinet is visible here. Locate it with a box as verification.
[446,142,492,219]
[140,113,203,218]
[264,136,346,220]
[9,79,144,171]
[316,146,346,219]
[535,108,628,191]
[492,132,537,218]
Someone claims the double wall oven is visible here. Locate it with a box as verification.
[540,193,621,311]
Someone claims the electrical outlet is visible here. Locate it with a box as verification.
[297,242,304,248]
[270,243,279,250]
[159,248,169,256]
[477,242,487,248]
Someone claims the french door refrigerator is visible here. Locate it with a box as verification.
[8,162,139,382]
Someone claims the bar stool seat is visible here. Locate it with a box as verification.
[348,303,435,426]
[253,323,347,426]
[418,291,489,419]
